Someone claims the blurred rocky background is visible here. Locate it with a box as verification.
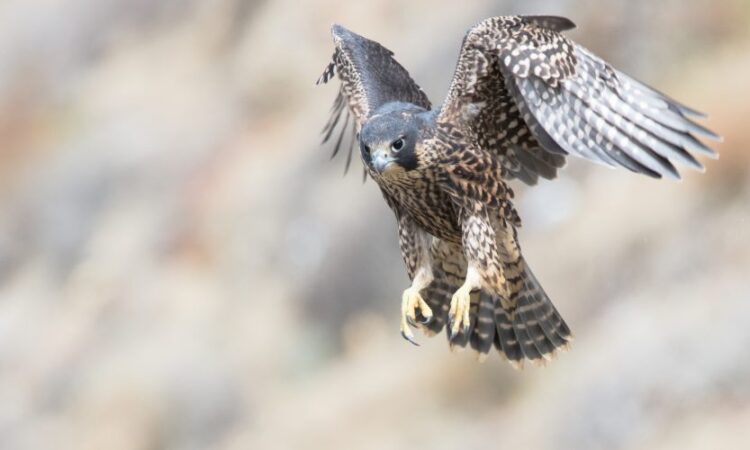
[0,0,749,449]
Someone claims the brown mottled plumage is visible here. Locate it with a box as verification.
[316,16,720,367]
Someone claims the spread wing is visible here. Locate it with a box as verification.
[317,24,431,173]
[438,15,720,182]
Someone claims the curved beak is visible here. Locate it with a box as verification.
[371,148,398,174]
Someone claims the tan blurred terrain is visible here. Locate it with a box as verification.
[0,1,749,449]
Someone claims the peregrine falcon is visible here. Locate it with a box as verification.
[316,15,719,367]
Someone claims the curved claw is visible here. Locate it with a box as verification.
[400,330,420,346]
[419,313,433,324]
[446,317,464,340]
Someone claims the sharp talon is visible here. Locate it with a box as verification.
[400,286,432,346]
[401,330,420,346]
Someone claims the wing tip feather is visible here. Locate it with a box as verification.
[521,15,577,32]
[330,23,347,38]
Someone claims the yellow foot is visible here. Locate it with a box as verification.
[449,284,472,337]
[400,287,433,346]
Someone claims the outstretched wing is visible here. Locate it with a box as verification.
[438,15,720,181]
[317,24,431,172]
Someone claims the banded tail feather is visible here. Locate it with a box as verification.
[415,239,571,367]
[483,256,571,367]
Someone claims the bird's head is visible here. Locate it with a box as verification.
[359,103,428,177]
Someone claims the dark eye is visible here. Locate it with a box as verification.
[363,145,371,155]
[391,138,405,152]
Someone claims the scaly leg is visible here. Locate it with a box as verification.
[400,266,434,345]
[449,206,507,337]
[449,265,482,337]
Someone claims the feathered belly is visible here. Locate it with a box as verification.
[412,208,462,243]
[385,181,462,243]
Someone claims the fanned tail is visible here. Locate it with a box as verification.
[491,257,572,367]
[417,259,572,367]
[413,239,572,367]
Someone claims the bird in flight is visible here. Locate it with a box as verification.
[316,15,719,367]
